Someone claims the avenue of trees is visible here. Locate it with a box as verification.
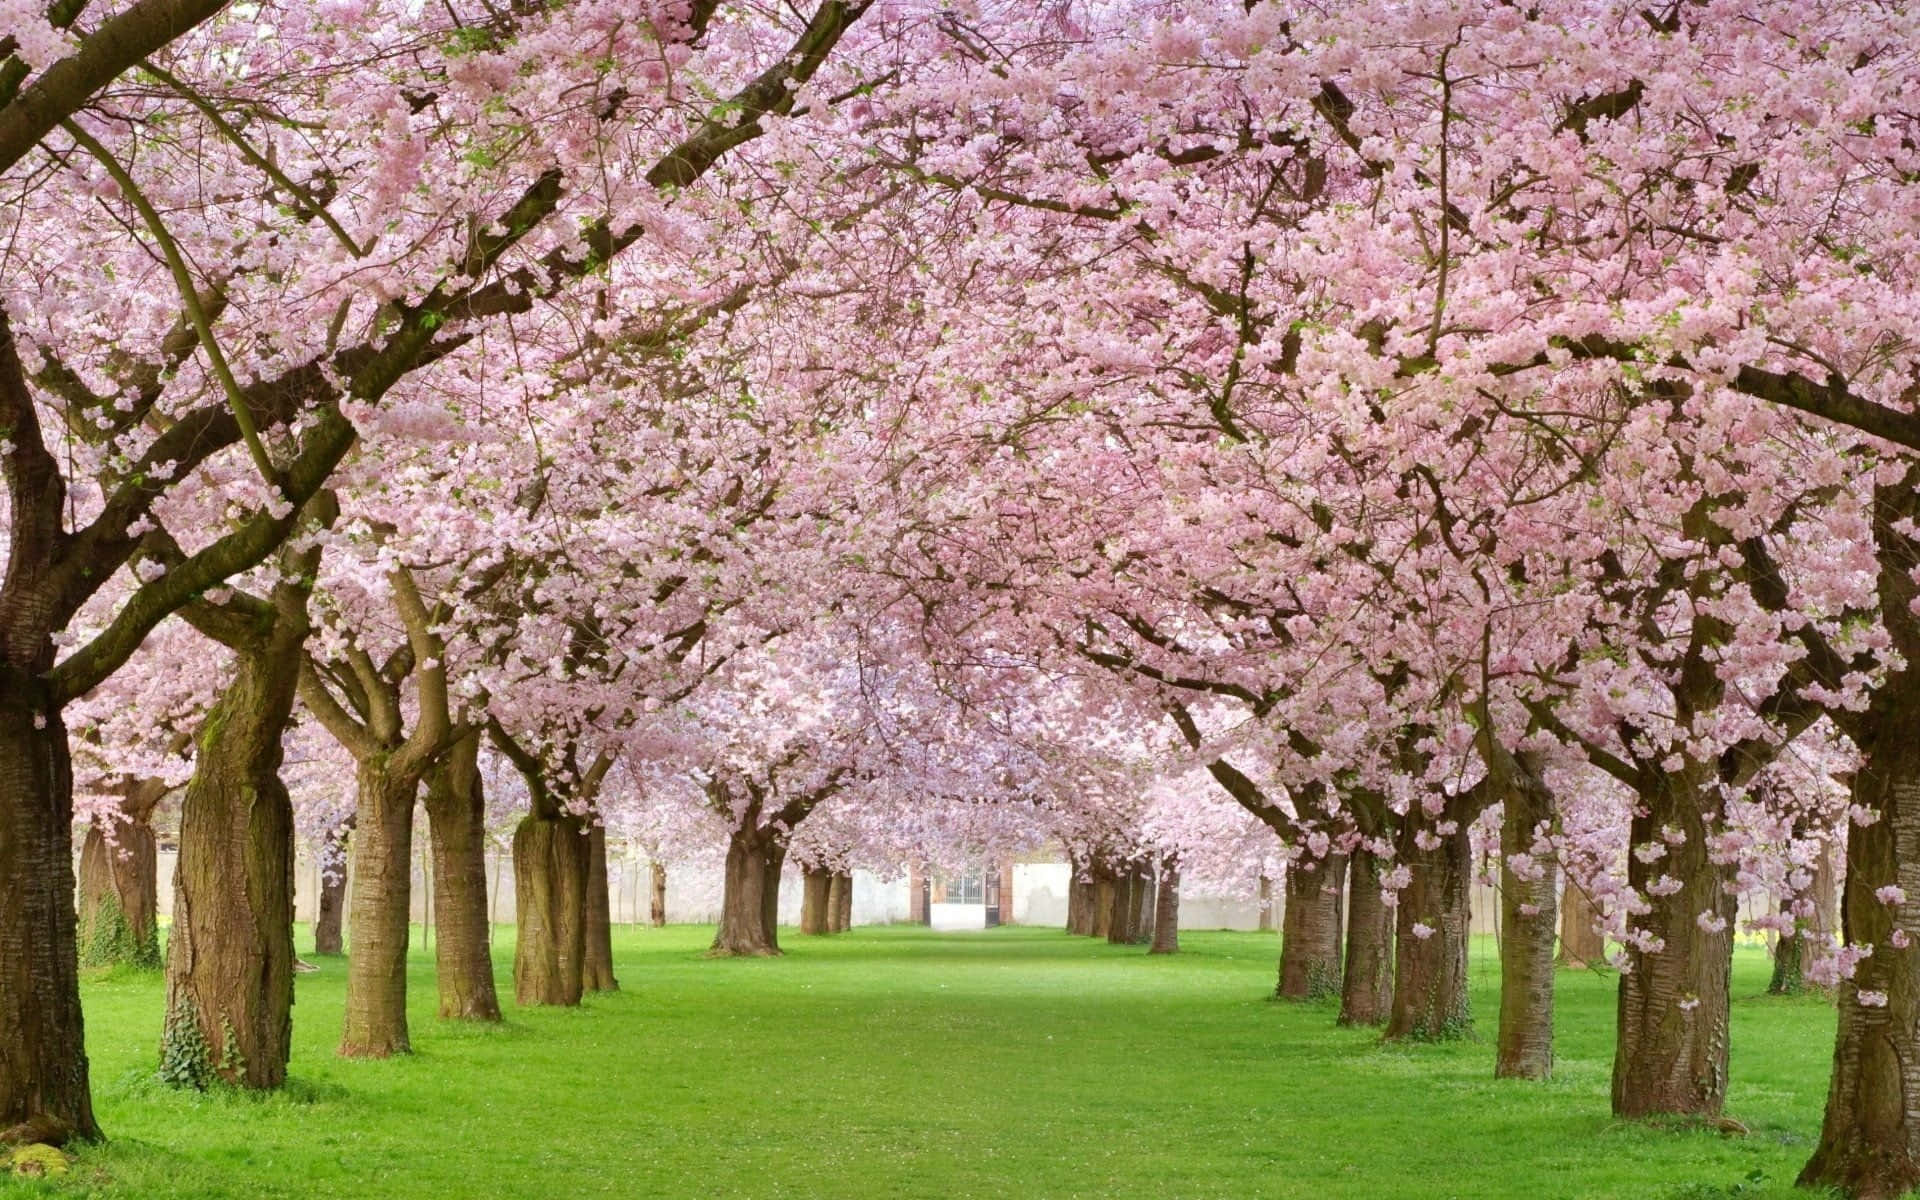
[5,2,1920,1197]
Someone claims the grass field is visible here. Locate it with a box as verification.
[11,925,1840,1199]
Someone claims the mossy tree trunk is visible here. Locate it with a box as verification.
[163,534,324,1090]
[582,824,618,993]
[422,728,500,1022]
[78,779,166,970]
[1339,849,1393,1026]
[1278,853,1346,1000]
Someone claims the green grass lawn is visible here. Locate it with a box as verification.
[12,926,1840,1199]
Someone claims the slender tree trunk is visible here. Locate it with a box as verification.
[0,696,96,1143]
[649,861,667,927]
[1769,895,1807,997]
[1278,853,1346,1000]
[1386,822,1472,1041]
[801,867,832,935]
[313,818,351,956]
[1772,829,1839,996]
[1496,774,1558,1080]
[711,824,786,956]
[1557,880,1606,969]
[1149,858,1180,954]
[1611,767,1734,1118]
[512,812,588,1006]
[1257,874,1275,932]
[1340,849,1393,1026]
[339,761,421,1057]
[422,731,499,1022]
[77,783,163,969]
[581,824,617,992]
[830,870,853,933]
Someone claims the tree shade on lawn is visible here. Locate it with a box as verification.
[62,927,1837,1198]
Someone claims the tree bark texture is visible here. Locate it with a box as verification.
[163,575,319,1091]
[1557,880,1606,970]
[339,761,421,1057]
[1801,470,1920,1198]
[1496,775,1558,1080]
[313,818,351,956]
[1611,767,1735,1118]
[1149,858,1180,954]
[1107,858,1155,945]
[513,812,588,1006]
[76,781,164,970]
[1386,823,1472,1041]
[801,867,832,935]
[422,730,500,1022]
[830,870,853,933]
[0,696,96,1142]
[582,824,617,992]
[1278,854,1346,1000]
[711,823,787,957]
[1771,833,1839,996]
[1339,849,1393,1026]
[649,861,667,927]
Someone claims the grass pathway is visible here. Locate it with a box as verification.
[25,926,1836,1198]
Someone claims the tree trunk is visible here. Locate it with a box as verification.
[77,784,163,970]
[801,867,832,935]
[1800,730,1920,1192]
[1090,862,1117,940]
[164,599,310,1090]
[1258,874,1275,932]
[581,824,617,992]
[1611,767,1734,1118]
[1278,853,1346,1000]
[1108,859,1154,945]
[422,731,500,1022]
[1340,849,1393,1026]
[313,818,351,956]
[1386,822,1472,1041]
[830,870,853,933]
[1769,897,1807,997]
[339,761,420,1057]
[711,823,786,956]
[1496,776,1558,1080]
[0,695,96,1143]
[1557,879,1606,969]
[1149,858,1180,954]
[649,861,667,927]
[1067,854,1096,935]
[512,812,588,1006]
